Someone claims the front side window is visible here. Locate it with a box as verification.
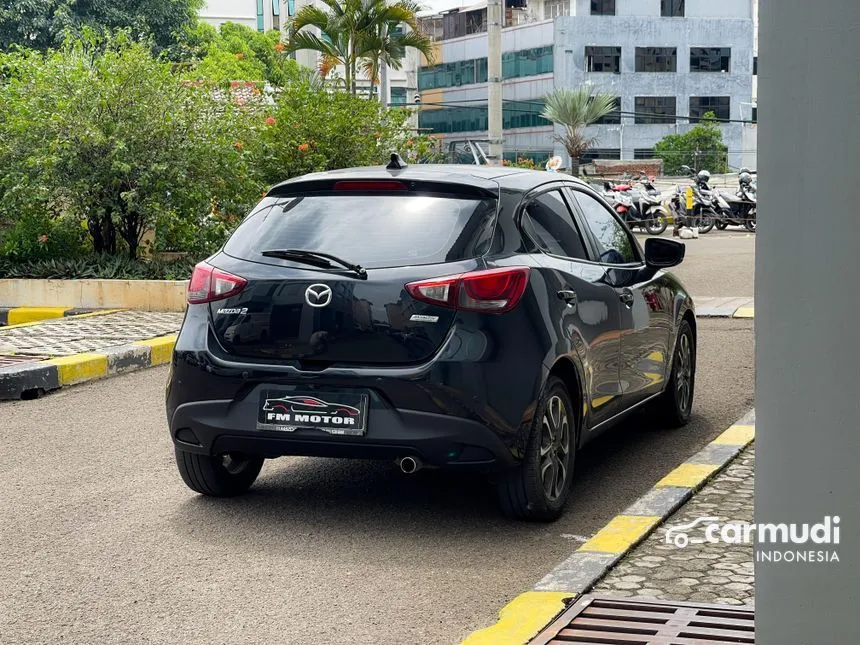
[570,191,638,264]
[522,190,588,260]
[544,0,570,19]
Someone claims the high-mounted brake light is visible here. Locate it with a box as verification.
[187,261,247,304]
[334,180,407,191]
[405,267,530,314]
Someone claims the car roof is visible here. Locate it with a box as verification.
[269,164,591,194]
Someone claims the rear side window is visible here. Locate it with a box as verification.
[521,190,588,260]
[224,193,497,269]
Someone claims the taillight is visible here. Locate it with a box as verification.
[187,261,247,304]
[405,267,529,314]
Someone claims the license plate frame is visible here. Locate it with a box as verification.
[256,390,369,436]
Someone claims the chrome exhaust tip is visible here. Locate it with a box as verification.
[398,456,422,474]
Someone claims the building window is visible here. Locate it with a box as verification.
[753,56,758,75]
[286,0,296,16]
[690,96,730,121]
[590,0,615,15]
[634,148,656,159]
[256,0,265,31]
[390,87,407,105]
[585,46,621,73]
[272,0,281,30]
[594,97,621,124]
[751,106,757,123]
[442,8,487,39]
[503,46,553,78]
[580,148,621,164]
[544,0,570,19]
[417,100,550,134]
[635,47,677,72]
[661,0,684,17]
[690,47,731,72]
[635,96,677,124]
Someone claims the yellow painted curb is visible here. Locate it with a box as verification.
[45,353,109,385]
[579,515,661,554]
[7,307,70,325]
[460,591,572,645]
[733,306,755,318]
[135,335,177,365]
[0,309,124,330]
[656,462,720,488]
[712,424,755,446]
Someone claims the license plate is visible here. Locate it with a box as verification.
[257,390,369,436]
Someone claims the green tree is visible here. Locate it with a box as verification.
[654,112,729,174]
[358,1,433,100]
[287,0,431,96]
[182,22,306,87]
[0,0,203,53]
[540,87,617,175]
[0,33,261,259]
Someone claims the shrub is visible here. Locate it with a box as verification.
[654,112,729,175]
[0,32,263,259]
[0,255,196,280]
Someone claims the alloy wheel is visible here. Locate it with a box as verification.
[539,395,571,501]
[675,333,693,413]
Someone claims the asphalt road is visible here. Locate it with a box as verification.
[0,316,754,645]
[1,233,756,644]
[636,229,755,298]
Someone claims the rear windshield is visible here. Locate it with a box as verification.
[223,193,497,269]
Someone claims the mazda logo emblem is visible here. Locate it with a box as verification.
[305,284,333,308]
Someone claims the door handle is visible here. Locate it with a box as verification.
[557,290,578,305]
[619,290,634,307]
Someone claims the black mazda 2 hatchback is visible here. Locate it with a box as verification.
[167,161,696,520]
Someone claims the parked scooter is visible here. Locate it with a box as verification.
[670,166,717,234]
[715,170,757,232]
[602,179,668,235]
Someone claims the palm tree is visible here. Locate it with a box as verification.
[287,0,432,98]
[357,0,434,100]
[540,87,617,175]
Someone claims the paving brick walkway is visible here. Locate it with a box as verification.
[593,445,755,606]
[0,311,183,359]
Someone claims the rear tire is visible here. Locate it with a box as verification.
[645,213,668,235]
[698,211,716,234]
[744,210,756,232]
[175,448,264,496]
[715,220,728,230]
[654,320,695,427]
[497,377,577,521]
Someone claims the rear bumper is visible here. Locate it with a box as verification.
[169,395,517,470]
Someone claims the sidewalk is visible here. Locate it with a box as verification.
[593,445,755,606]
[0,311,183,399]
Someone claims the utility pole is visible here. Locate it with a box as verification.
[487,0,503,164]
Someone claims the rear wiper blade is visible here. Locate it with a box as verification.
[261,249,368,279]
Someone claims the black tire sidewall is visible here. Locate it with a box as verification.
[520,377,577,518]
[670,321,695,423]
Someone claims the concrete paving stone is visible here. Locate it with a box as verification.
[594,446,755,606]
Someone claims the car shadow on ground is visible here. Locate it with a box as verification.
[166,408,716,562]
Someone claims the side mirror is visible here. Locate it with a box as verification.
[644,237,685,269]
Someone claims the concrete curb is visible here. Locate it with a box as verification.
[0,334,176,400]
[460,409,756,645]
[0,306,105,326]
[0,308,122,329]
[694,297,755,318]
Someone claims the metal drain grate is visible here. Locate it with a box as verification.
[531,595,755,644]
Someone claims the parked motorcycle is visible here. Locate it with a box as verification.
[602,179,668,235]
[715,170,757,232]
[668,167,717,234]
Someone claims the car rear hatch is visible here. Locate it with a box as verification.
[198,177,504,367]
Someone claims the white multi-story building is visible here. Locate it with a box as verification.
[417,0,757,168]
[199,1,419,107]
